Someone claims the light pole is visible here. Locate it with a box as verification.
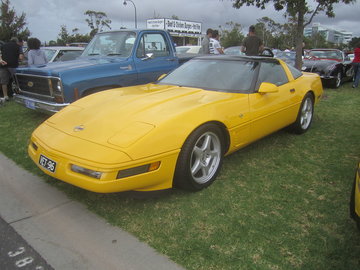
[123,0,137,29]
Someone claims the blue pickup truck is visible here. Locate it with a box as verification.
[14,29,193,113]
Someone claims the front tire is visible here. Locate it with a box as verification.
[290,93,314,134]
[330,71,342,88]
[174,123,224,191]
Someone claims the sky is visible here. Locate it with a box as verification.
[10,0,360,43]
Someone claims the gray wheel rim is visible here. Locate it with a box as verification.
[300,97,313,130]
[190,131,221,184]
[336,72,341,87]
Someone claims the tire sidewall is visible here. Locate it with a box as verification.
[291,93,314,134]
[174,123,224,191]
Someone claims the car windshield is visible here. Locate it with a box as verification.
[309,50,342,60]
[43,49,56,62]
[158,58,259,93]
[81,31,136,57]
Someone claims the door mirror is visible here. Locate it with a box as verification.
[141,53,154,61]
[258,82,279,94]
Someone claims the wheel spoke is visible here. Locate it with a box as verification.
[201,134,212,151]
[189,131,222,184]
[191,159,202,175]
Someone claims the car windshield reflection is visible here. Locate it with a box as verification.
[158,58,259,93]
[82,31,136,58]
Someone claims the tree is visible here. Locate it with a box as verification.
[57,25,70,45]
[232,0,356,69]
[219,22,244,48]
[255,17,282,48]
[56,25,91,46]
[84,10,111,37]
[349,37,360,50]
[0,0,30,41]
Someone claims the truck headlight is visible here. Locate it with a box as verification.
[50,78,63,95]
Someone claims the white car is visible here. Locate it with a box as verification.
[176,45,201,54]
[42,46,84,62]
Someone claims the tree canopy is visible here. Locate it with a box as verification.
[0,0,30,41]
[85,10,111,37]
[232,0,356,69]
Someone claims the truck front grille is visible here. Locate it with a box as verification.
[16,74,58,96]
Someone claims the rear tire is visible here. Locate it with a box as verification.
[174,123,224,191]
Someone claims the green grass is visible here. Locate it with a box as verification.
[1,85,360,270]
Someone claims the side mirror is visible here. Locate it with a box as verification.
[141,53,154,61]
[157,74,167,81]
[258,82,279,94]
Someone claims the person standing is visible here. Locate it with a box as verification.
[352,42,360,88]
[199,28,213,54]
[241,25,264,56]
[27,38,48,65]
[209,30,224,55]
[0,37,24,100]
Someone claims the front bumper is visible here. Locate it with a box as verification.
[28,133,179,193]
[14,94,69,114]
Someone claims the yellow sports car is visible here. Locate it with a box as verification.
[28,56,323,193]
[350,162,360,230]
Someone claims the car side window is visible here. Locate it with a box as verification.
[136,33,170,58]
[256,61,288,89]
[286,63,303,79]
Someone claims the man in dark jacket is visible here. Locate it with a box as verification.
[241,25,264,56]
[0,37,24,100]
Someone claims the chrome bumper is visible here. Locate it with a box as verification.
[14,95,69,114]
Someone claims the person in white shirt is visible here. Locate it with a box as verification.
[209,30,224,55]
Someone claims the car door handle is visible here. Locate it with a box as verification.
[289,88,295,93]
[166,58,176,61]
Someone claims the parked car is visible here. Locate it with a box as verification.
[14,29,195,113]
[350,162,360,231]
[42,46,84,62]
[224,46,244,56]
[302,48,354,88]
[28,55,323,193]
[176,45,201,54]
[224,46,273,57]
[274,51,296,67]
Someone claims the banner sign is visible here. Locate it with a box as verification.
[147,19,202,34]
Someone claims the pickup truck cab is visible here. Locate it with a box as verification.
[15,29,189,113]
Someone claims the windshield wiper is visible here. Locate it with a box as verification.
[107,53,122,56]
[88,53,99,56]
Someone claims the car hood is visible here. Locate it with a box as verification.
[43,83,235,158]
[16,56,129,76]
[302,59,338,69]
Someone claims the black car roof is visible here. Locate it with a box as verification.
[193,54,279,63]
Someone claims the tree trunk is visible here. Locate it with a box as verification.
[295,9,305,70]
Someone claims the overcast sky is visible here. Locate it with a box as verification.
[10,0,360,43]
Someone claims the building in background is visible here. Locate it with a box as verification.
[304,23,353,44]
[146,18,202,46]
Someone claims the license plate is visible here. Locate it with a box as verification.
[39,154,57,173]
[25,100,35,110]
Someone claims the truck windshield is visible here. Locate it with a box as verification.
[81,31,136,57]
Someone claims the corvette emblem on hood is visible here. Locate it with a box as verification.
[73,125,85,132]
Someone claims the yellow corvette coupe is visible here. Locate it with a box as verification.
[350,162,360,230]
[28,56,323,193]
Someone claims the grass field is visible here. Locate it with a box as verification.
[0,84,359,270]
